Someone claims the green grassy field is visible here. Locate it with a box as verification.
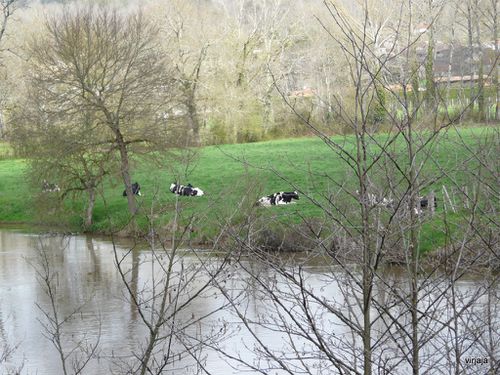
[0,126,497,251]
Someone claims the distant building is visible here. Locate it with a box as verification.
[384,40,497,84]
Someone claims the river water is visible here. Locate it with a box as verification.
[0,229,497,374]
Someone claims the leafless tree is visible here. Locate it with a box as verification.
[162,1,211,143]
[208,1,499,374]
[104,174,237,374]
[0,331,22,375]
[0,0,18,139]
[17,5,178,215]
[0,1,16,47]
[482,0,499,121]
[27,234,101,375]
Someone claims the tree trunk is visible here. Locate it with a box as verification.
[494,9,499,121]
[84,187,96,229]
[407,121,420,375]
[425,26,436,110]
[467,5,476,110]
[474,1,485,121]
[356,126,373,375]
[0,110,4,139]
[410,57,421,114]
[262,70,275,134]
[362,252,372,375]
[477,60,485,121]
[360,185,373,375]
[186,95,200,144]
[446,9,457,104]
[115,129,137,215]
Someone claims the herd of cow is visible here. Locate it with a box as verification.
[120,182,206,197]
[44,180,437,212]
[359,191,437,215]
[119,183,436,212]
[119,181,299,206]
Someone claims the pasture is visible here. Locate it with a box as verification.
[0,125,497,252]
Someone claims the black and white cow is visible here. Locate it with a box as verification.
[123,182,141,197]
[169,183,204,197]
[257,191,299,206]
[413,195,438,215]
[42,180,60,193]
[419,196,437,209]
[356,190,437,214]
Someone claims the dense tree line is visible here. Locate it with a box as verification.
[1,0,498,143]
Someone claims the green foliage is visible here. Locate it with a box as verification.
[202,118,229,145]
[235,111,264,143]
[196,80,496,145]
[0,142,13,160]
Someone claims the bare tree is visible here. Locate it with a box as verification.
[102,162,235,374]
[0,0,18,139]
[0,0,16,54]
[28,234,100,375]
[21,5,177,215]
[482,0,499,121]
[0,330,22,375]
[200,0,303,142]
[207,1,499,375]
[162,0,211,143]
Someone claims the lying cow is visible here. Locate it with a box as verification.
[123,182,141,197]
[257,191,299,206]
[169,183,204,197]
[42,180,60,193]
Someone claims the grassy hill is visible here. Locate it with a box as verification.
[0,125,497,251]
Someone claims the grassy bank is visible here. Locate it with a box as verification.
[0,125,497,251]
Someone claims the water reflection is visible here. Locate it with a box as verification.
[0,229,497,374]
[0,230,241,374]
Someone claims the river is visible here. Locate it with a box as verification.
[0,229,497,374]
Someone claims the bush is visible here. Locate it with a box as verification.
[202,118,230,145]
[0,142,13,160]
